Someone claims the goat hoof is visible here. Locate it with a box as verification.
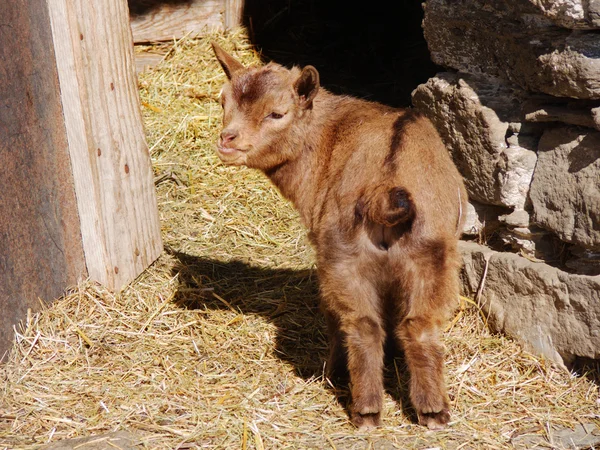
[351,411,381,431]
[417,408,450,430]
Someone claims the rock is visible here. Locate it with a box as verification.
[566,247,600,275]
[423,0,600,99]
[593,106,600,128]
[41,431,140,450]
[499,228,538,255]
[462,203,483,237]
[529,126,600,249]
[496,146,539,210]
[412,72,539,207]
[523,100,600,130]
[497,226,557,257]
[527,0,600,29]
[463,203,481,237]
[499,210,531,227]
[459,241,600,365]
[512,423,600,449]
[462,201,507,236]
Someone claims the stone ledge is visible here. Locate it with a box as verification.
[459,241,600,366]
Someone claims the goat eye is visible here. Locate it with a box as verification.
[266,112,284,120]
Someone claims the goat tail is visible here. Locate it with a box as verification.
[356,185,415,227]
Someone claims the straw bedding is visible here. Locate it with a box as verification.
[1,29,598,449]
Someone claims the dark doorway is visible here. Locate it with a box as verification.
[243,0,442,107]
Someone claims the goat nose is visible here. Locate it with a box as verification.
[220,130,237,144]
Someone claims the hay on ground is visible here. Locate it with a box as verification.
[0,29,598,450]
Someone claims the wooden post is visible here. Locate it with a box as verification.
[0,0,162,358]
[0,0,87,357]
[48,0,163,288]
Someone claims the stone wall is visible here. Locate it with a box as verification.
[413,0,600,366]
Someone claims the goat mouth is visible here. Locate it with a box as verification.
[217,146,238,155]
[216,145,247,164]
[217,145,246,156]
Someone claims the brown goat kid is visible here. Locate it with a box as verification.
[211,43,468,430]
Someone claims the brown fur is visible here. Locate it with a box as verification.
[212,43,468,430]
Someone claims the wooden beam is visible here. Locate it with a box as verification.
[0,0,87,356]
[48,0,163,289]
[0,0,162,358]
[129,0,244,43]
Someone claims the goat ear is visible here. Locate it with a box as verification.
[211,42,245,80]
[294,65,320,108]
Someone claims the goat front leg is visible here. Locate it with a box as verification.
[320,269,385,430]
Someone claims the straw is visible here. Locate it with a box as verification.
[0,29,598,450]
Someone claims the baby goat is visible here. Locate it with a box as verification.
[212,43,467,430]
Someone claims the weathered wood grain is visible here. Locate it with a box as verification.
[48,0,163,289]
[0,0,87,358]
[129,0,243,43]
[225,0,244,30]
[135,52,167,74]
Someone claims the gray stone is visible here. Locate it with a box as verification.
[497,225,555,257]
[459,241,600,365]
[423,0,600,99]
[497,146,539,210]
[524,101,600,130]
[499,209,531,227]
[528,0,600,28]
[412,72,538,207]
[593,105,600,129]
[499,228,538,255]
[463,203,481,237]
[512,423,600,449]
[41,431,140,450]
[566,247,600,275]
[462,201,507,236]
[529,126,600,249]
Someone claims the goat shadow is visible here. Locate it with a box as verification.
[169,248,418,423]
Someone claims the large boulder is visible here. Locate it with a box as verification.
[412,72,539,208]
[460,241,600,365]
[529,126,600,249]
[423,0,600,99]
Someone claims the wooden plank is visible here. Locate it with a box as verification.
[135,52,168,74]
[48,0,163,289]
[225,0,244,30]
[0,0,87,358]
[129,0,243,43]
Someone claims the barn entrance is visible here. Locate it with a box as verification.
[243,0,439,107]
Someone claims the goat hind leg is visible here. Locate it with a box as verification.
[343,314,386,429]
[397,316,450,429]
[320,274,386,430]
[323,309,347,381]
[393,257,458,430]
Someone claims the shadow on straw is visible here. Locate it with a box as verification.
[169,249,418,424]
